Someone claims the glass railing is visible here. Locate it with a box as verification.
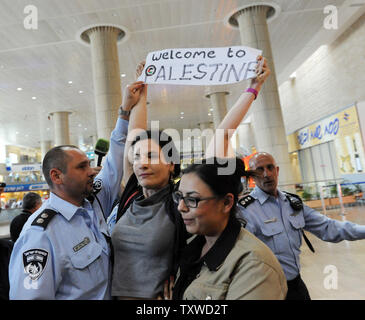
[3,175,44,184]
[278,179,365,211]
[0,208,22,223]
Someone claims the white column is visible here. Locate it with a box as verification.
[39,114,53,158]
[40,140,52,159]
[198,121,214,153]
[232,5,295,186]
[237,122,256,156]
[84,26,123,140]
[51,111,71,146]
[205,91,229,129]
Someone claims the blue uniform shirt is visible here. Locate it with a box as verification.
[9,118,128,300]
[91,118,129,236]
[238,186,365,280]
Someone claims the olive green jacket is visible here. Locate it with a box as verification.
[175,217,287,300]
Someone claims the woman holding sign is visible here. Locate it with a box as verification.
[110,55,272,300]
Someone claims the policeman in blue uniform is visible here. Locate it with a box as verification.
[9,81,145,299]
[238,152,365,300]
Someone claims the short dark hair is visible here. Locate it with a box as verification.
[131,130,181,178]
[22,192,41,211]
[42,145,79,188]
[183,157,255,214]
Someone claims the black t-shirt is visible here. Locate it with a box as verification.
[0,239,13,300]
[10,210,32,242]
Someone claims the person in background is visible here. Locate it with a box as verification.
[238,152,365,300]
[0,238,13,300]
[10,192,42,243]
[0,182,5,212]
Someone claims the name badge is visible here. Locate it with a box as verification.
[73,237,90,252]
[264,218,277,224]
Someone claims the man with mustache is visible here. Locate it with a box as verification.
[9,82,145,299]
[238,152,365,300]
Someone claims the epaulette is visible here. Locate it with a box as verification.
[31,209,58,229]
[238,195,255,208]
[283,191,303,211]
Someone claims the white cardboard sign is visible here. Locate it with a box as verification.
[137,46,262,86]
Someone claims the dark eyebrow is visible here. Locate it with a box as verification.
[181,191,201,197]
[76,160,90,167]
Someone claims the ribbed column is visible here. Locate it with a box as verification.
[205,91,229,129]
[198,121,214,153]
[84,26,123,140]
[198,121,214,131]
[39,114,53,158]
[231,5,295,186]
[51,111,71,146]
[237,122,256,155]
[40,140,52,159]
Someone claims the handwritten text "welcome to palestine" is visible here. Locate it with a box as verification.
[139,46,261,86]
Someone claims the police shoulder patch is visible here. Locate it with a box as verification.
[31,209,57,229]
[93,179,103,195]
[238,195,255,208]
[23,248,49,281]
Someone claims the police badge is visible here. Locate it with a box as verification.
[93,178,103,194]
[23,249,49,281]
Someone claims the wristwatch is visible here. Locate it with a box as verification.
[118,107,130,117]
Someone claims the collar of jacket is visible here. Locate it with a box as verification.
[252,186,287,204]
[182,214,241,272]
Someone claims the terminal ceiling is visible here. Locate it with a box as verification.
[0,0,363,150]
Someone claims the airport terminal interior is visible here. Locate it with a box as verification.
[1,0,365,300]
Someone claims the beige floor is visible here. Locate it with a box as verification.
[301,205,365,299]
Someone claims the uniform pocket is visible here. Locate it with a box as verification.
[259,222,285,254]
[288,213,305,245]
[70,241,102,268]
[288,213,305,229]
[70,241,106,293]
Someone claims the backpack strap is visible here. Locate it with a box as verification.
[283,191,315,253]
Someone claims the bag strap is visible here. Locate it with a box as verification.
[116,173,142,222]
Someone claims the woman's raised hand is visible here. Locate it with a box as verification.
[249,55,271,92]
[122,81,145,112]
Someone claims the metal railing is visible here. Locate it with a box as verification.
[280,179,365,214]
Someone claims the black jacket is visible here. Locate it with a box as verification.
[10,210,32,242]
[0,239,13,300]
